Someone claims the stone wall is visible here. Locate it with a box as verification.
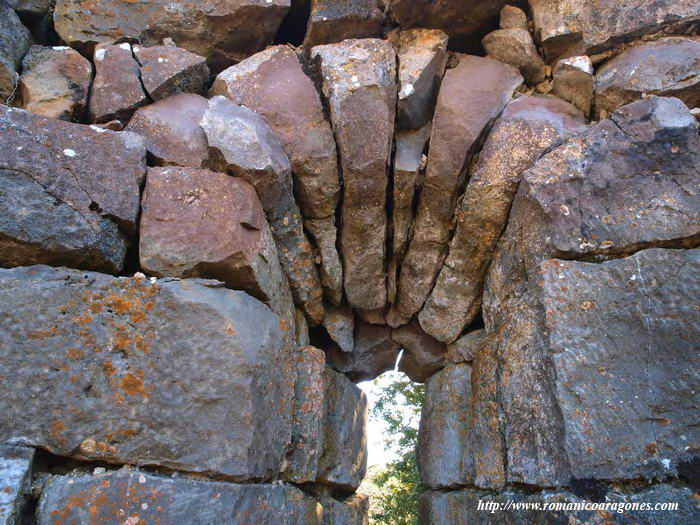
[0,1,698,523]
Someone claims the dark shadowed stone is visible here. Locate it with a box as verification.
[392,320,446,383]
[125,93,209,168]
[447,329,485,364]
[482,28,546,85]
[133,44,209,101]
[139,167,295,327]
[419,95,585,343]
[37,471,321,524]
[391,56,522,326]
[311,39,396,311]
[0,106,146,273]
[0,6,31,103]
[304,0,384,48]
[594,37,700,118]
[89,43,148,124]
[323,302,355,354]
[389,29,447,130]
[18,45,92,121]
[530,0,700,62]
[553,55,594,118]
[306,217,344,305]
[200,96,325,325]
[320,495,369,525]
[0,265,295,481]
[325,320,399,382]
[0,445,34,525]
[8,0,52,21]
[317,367,368,491]
[53,0,291,73]
[419,485,700,525]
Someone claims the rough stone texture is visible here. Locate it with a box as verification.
[325,320,399,382]
[446,329,485,364]
[306,217,344,306]
[284,345,326,484]
[89,43,148,125]
[323,303,355,354]
[595,37,700,118]
[0,445,34,525]
[500,5,528,30]
[200,96,324,325]
[18,45,92,121]
[0,106,146,273]
[385,0,517,53]
[133,44,209,101]
[391,56,522,325]
[0,265,295,481]
[317,367,368,491]
[482,28,546,85]
[530,0,700,62]
[124,93,209,168]
[484,97,700,487]
[420,484,700,525]
[392,320,446,383]
[304,0,384,48]
[320,495,369,525]
[37,471,321,524]
[388,124,431,305]
[312,39,396,311]
[0,6,31,103]
[390,29,448,130]
[53,0,291,73]
[552,55,594,118]
[139,167,295,327]
[419,95,585,343]
[8,0,52,21]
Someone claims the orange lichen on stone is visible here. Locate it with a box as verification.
[119,372,149,398]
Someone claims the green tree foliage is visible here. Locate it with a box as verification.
[369,372,425,525]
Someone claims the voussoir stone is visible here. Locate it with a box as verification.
[0,106,146,273]
[304,0,385,48]
[391,55,522,325]
[530,0,700,62]
[306,216,344,305]
[18,45,92,121]
[139,167,295,328]
[200,95,325,326]
[594,37,700,118]
[53,0,291,73]
[0,445,34,525]
[392,320,446,383]
[0,6,31,103]
[482,28,546,85]
[311,39,397,311]
[124,93,209,168]
[323,302,355,354]
[0,265,295,481]
[133,44,209,101]
[419,95,586,343]
[37,471,322,525]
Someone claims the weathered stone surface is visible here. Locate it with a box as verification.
[320,495,369,525]
[317,367,368,491]
[18,45,92,121]
[323,302,355,354]
[38,471,322,524]
[284,345,326,484]
[0,6,31,103]
[89,43,148,124]
[499,5,528,30]
[133,45,209,101]
[530,0,700,62]
[200,96,324,325]
[391,56,522,325]
[483,97,700,487]
[0,106,146,273]
[0,265,294,481]
[552,55,594,118]
[53,0,291,73]
[306,217,343,305]
[325,320,399,382]
[482,28,546,85]
[211,45,340,221]
[446,329,485,364]
[392,320,446,383]
[390,29,447,130]
[0,445,34,525]
[124,93,209,168]
[139,167,295,326]
[386,0,516,53]
[304,0,384,48]
[388,124,431,305]
[595,37,700,118]
[419,484,700,525]
[8,0,52,21]
[312,39,396,311]
[419,95,585,343]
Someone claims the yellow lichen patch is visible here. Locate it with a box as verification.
[119,371,149,398]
